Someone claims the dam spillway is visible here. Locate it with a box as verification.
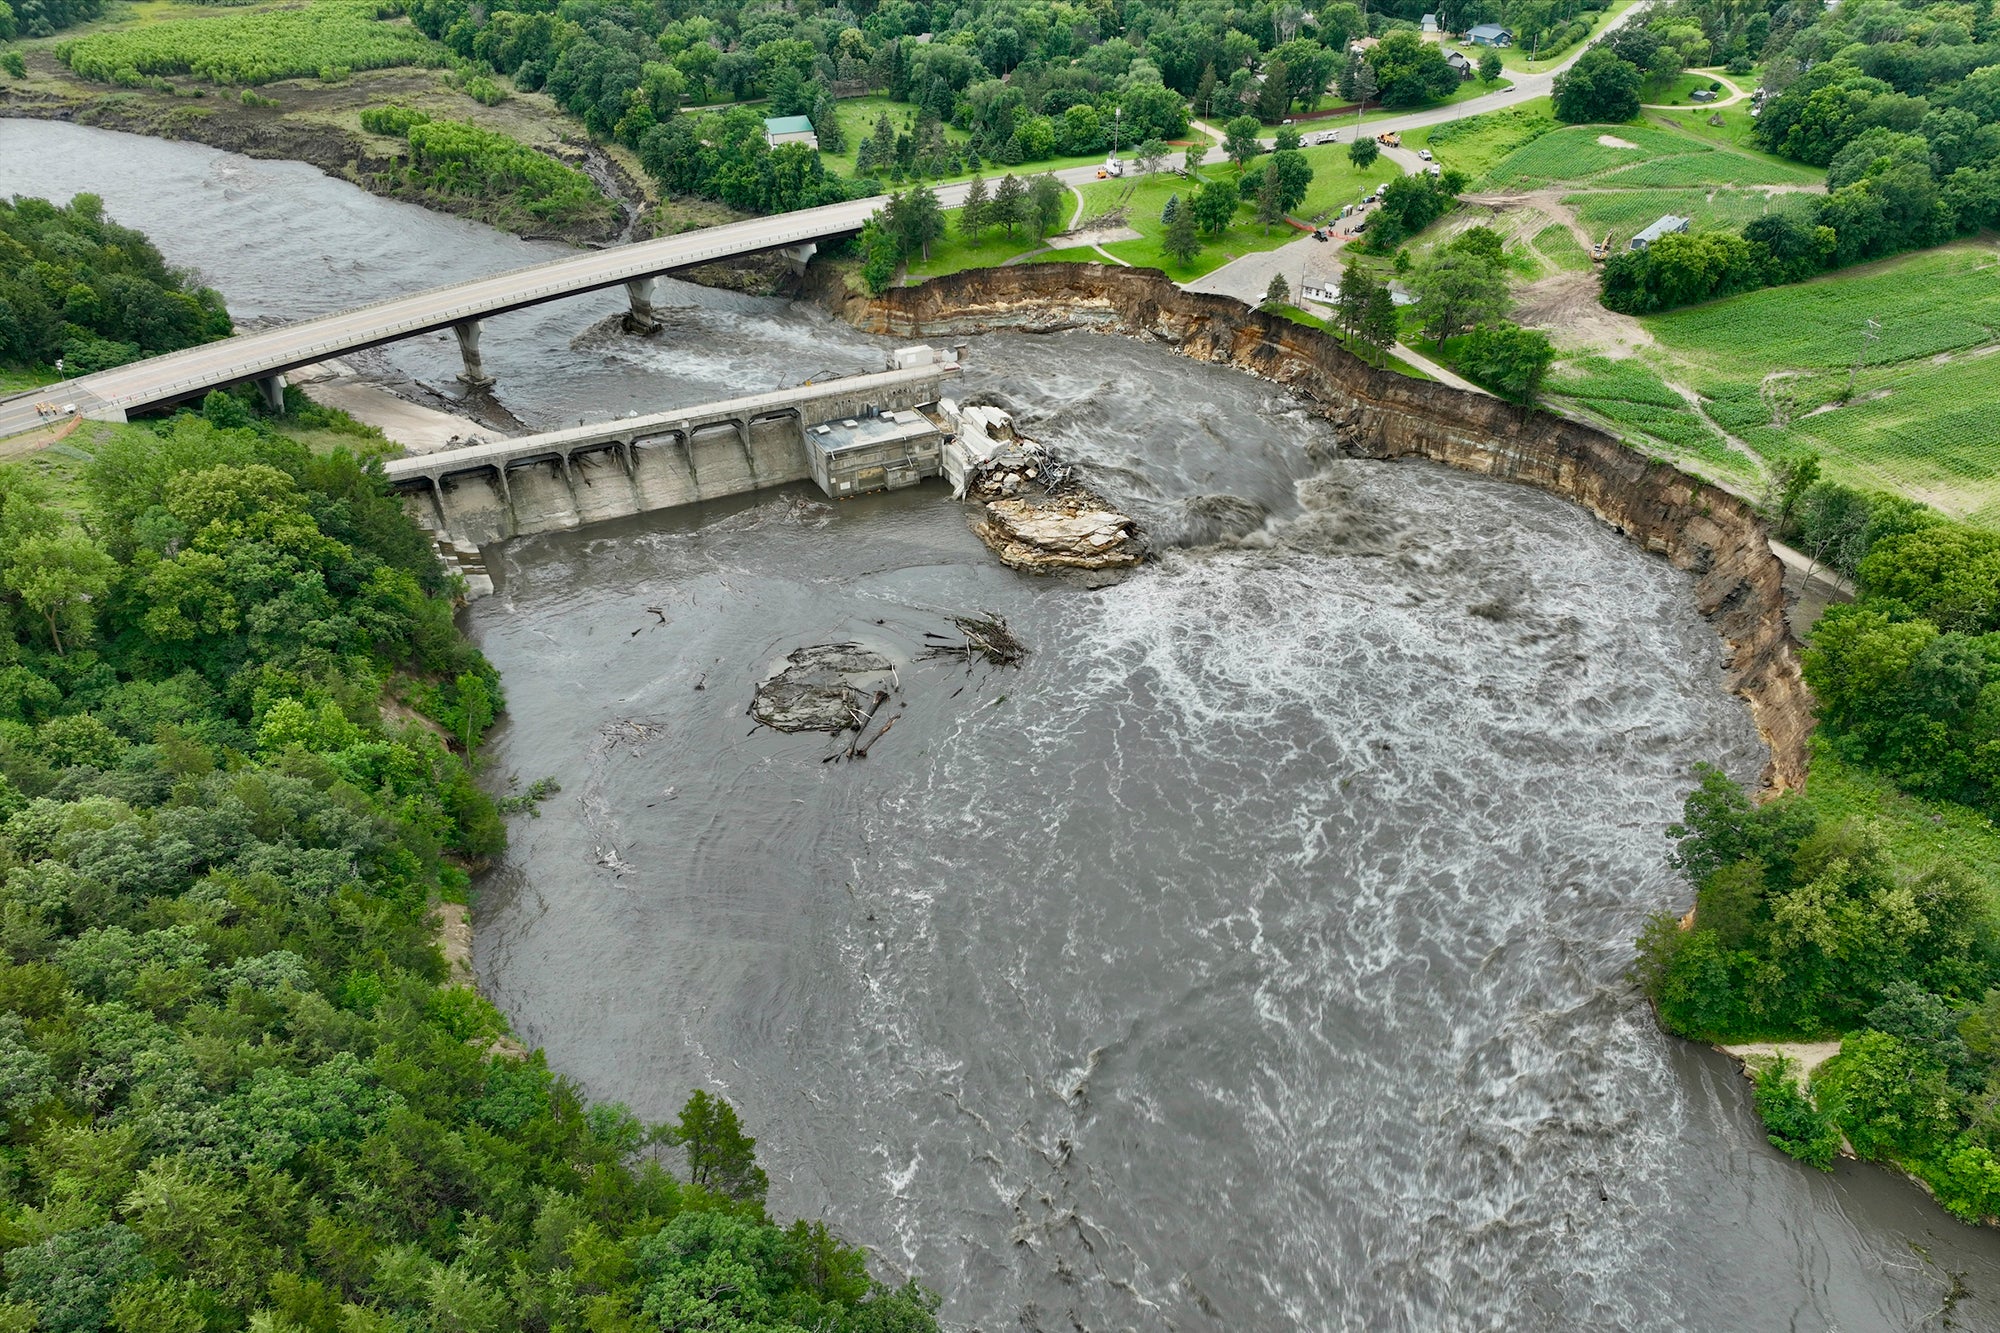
[385,357,957,546]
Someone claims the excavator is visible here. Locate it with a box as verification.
[1589,230,1613,262]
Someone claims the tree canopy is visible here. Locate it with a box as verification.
[0,195,232,375]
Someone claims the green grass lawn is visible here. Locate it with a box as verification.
[1454,0,1645,74]
[818,94,1207,190]
[899,151,1378,283]
[1641,69,1731,107]
[1406,98,1556,180]
[903,216,1049,279]
[1091,156,1377,275]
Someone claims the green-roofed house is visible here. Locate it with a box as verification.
[764,115,819,150]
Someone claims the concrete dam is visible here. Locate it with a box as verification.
[385,354,959,553]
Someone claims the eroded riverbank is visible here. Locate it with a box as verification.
[816,262,1814,796]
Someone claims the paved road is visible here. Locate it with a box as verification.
[3,6,1649,441]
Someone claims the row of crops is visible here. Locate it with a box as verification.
[1478,125,1710,190]
[1648,248,2000,371]
[1565,187,1811,244]
[58,0,438,86]
[1602,245,2000,526]
[1542,355,1754,480]
[1474,121,1823,249]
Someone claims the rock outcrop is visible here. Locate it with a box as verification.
[975,494,1144,572]
[818,262,1813,793]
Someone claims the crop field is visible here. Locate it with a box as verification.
[1480,124,1707,188]
[1631,244,2000,523]
[1531,223,1590,271]
[59,0,437,86]
[1565,186,1811,243]
[1595,152,1822,188]
[1543,355,1752,478]
[1649,247,2000,369]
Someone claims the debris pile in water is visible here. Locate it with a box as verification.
[749,644,895,732]
[942,401,1144,577]
[975,495,1144,573]
[921,614,1027,667]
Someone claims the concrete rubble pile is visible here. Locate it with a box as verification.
[937,399,1143,575]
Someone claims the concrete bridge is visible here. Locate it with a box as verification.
[386,362,955,544]
[0,190,949,440]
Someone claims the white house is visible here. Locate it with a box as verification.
[1420,13,1442,40]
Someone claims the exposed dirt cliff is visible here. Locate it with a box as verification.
[817,262,1813,793]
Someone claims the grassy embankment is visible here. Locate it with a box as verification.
[1,0,640,240]
[905,149,1383,282]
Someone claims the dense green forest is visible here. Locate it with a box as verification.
[1585,0,2000,312]
[397,0,1550,210]
[0,201,940,1327]
[1638,485,2000,1222]
[0,196,233,376]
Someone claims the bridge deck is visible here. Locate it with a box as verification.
[0,183,980,441]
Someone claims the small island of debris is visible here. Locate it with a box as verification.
[750,644,895,733]
[944,402,1144,577]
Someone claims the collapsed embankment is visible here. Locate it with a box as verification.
[816,261,1813,792]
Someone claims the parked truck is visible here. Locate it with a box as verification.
[1375,131,1402,147]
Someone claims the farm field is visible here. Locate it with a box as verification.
[1541,355,1754,480]
[1481,123,1709,188]
[1459,115,1825,249]
[1565,186,1812,243]
[1620,243,2000,523]
[57,0,439,85]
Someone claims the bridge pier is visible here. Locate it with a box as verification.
[454,321,495,390]
[778,242,818,275]
[622,278,659,335]
[254,374,286,414]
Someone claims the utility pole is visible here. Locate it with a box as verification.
[1848,317,1879,398]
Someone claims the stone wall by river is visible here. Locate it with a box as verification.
[818,262,1814,795]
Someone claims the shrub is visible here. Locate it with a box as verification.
[360,102,430,135]
[1813,1031,1959,1162]
[1751,1059,1842,1169]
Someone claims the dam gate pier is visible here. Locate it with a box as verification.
[385,350,962,577]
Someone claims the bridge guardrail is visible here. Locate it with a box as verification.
[92,210,886,409]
